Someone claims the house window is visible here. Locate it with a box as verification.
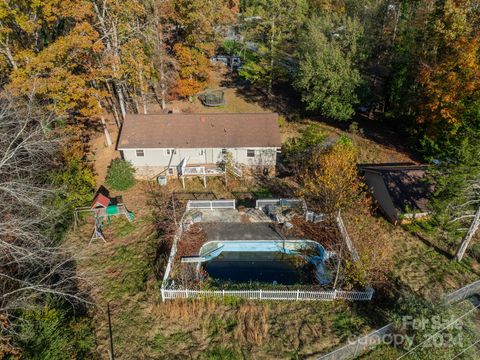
[221,148,227,155]
[168,167,174,175]
[247,149,255,158]
[199,149,205,156]
[136,149,145,157]
[166,149,177,155]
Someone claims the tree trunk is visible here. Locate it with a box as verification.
[101,115,113,147]
[97,100,113,147]
[153,0,167,110]
[160,59,167,110]
[110,98,121,128]
[0,38,18,70]
[392,4,401,43]
[116,83,127,120]
[105,81,122,128]
[268,17,275,97]
[132,91,140,114]
[138,67,148,114]
[455,207,480,261]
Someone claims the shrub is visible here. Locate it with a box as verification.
[105,159,135,190]
[282,124,327,175]
[15,306,94,359]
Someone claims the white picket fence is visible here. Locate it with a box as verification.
[186,200,236,210]
[162,201,374,303]
[161,288,374,301]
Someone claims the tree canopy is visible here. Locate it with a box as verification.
[294,15,363,121]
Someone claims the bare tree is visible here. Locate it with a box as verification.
[147,0,176,110]
[455,207,480,261]
[437,170,480,261]
[0,93,88,318]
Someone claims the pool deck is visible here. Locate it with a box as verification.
[184,208,271,223]
[201,222,302,241]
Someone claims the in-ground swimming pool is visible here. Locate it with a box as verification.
[198,240,332,285]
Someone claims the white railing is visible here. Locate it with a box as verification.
[186,200,236,210]
[255,198,307,211]
[306,211,325,223]
[231,165,243,177]
[336,212,361,262]
[161,288,374,301]
[182,166,224,176]
[183,166,206,175]
[161,212,187,286]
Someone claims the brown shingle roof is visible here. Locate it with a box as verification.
[360,163,433,214]
[117,113,282,149]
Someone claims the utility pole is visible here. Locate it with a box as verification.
[107,302,115,360]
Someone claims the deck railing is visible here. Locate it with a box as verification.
[183,166,206,175]
[186,200,236,210]
[182,166,224,176]
[255,198,307,211]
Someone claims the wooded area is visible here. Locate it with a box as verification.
[1,0,479,358]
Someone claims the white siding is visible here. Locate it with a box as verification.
[121,147,278,168]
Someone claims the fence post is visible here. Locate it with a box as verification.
[222,289,225,299]
[259,289,262,300]
[186,289,189,299]
[333,289,337,300]
[354,338,360,358]
[296,289,300,301]
[161,287,165,302]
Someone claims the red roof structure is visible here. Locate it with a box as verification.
[92,193,110,208]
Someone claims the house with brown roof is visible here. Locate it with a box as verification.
[117,113,282,178]
[359,163,434,225]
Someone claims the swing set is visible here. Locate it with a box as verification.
[74,193,134,245]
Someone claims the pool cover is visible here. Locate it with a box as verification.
[199,240,331,285]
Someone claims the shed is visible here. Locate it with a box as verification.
[359,163,433,225]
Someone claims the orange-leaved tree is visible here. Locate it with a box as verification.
[298,136,361,214]
[173,43,211,99]
[1,0,105,119]
[416,0,480,138]
[417,35,480,136]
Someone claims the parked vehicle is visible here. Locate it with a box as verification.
[229,56,242,68]
[211,55,242,69]
[210,55,229,65]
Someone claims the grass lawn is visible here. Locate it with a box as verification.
[359,299,480,360]
[68,182,384,359]
[343,212,480,300]
[75,70,480,359]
